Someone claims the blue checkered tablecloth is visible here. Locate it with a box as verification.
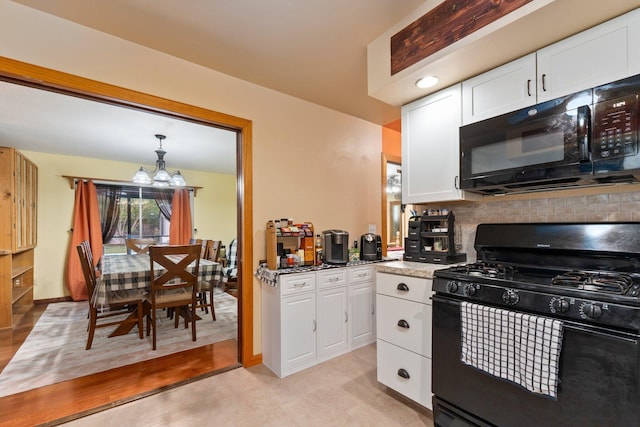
[92,254,222,305]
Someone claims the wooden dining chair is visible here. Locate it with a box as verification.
[207,240,222,262]
[146,244,201,350]
[221,238,238,295]
[125,238,156,254]
[193,240,221,320]
[76,242,145,350]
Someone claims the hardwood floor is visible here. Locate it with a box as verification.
[0,303,240,426]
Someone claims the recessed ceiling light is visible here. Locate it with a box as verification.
[415,76,439,88]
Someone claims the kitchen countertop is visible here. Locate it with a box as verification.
[374,260,461,279]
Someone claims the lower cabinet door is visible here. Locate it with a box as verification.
[349,281,375,348]
[317,287,349,361]
[377,339,432,409]
[282,292,317,372]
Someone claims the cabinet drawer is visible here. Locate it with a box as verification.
[376,273,432,304]
[377,339,432,409]
[348,266,373,284]
[377,294,432,357]
[279,273,316,296]
[317,268,347,289]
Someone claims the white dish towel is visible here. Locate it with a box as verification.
[460,302,564,398]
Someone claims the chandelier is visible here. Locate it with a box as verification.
[132,134,186,187]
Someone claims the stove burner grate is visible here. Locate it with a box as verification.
[462,262,515,279]
[551,271,638,295]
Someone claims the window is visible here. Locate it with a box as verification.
[95,184,192,254]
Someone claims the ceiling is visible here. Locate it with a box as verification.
[0,81,238,174]
[2,0,426,174]
[4,0,639,174]
[9,0,426,126]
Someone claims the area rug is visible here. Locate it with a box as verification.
[0,288,237,397]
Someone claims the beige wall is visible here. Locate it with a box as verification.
[0,2,383,354]
[20,150,236,300]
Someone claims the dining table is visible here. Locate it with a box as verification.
[93,253,223,337]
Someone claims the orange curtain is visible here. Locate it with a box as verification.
[66,180,104,301]
[169,188,193,245]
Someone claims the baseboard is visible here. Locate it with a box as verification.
[35,296,73,305]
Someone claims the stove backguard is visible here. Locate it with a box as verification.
[474,222,640,274]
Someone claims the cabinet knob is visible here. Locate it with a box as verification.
[397,283,409,291]
[397,319,410,329]
[397,368,410,379]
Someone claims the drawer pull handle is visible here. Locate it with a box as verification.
[397,319,410,329]
[312,320,317,332]
[293,282,307,288]
[397,368,410,379]
[397,283,409,291]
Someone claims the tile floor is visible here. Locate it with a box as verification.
[61,343,434,426]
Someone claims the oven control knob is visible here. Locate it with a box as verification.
[551,298,569,313]
[502,289,519,305]
[465,284,477,296]
[581,303,602,319]
[446,281,459,293]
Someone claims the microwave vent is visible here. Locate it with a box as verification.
[594,175,637,184]
[503,177,582,190]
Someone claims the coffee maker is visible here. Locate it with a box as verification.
[360,233,382,261]
[322,230,349,264]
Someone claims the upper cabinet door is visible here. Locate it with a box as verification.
[462,53,536,125]
[402,84,477,204]
[537,11,633,103]
[628,9,640,76]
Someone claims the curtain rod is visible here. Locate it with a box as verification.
[61,175,202,197]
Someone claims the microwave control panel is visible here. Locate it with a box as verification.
[593,94,638,161]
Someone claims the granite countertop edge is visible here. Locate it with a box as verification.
[374,260,460,279]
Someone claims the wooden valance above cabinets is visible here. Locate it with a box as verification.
[391,0,533,75]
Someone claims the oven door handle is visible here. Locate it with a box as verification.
[563,321,639,344]
[432,294,461,306]
[433,294,639,344]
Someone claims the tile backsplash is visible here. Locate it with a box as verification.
[418,188,640,262]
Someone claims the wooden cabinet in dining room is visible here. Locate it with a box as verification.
[0,147,38,329]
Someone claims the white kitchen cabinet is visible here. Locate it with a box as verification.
[317,286,349,361]
[402,84,477,204]
[348,266,375,349]
[261,265,377,378]
[376,272,433,409]
[462,54,537,125]
[282,292,317,371]
[537,8,640,103]
[462,9,640,125]
[462,8,640,125]
[629,9,640,75]
[261,272,317,378]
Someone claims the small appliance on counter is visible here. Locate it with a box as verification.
[360,233,382,261]
[322,230,349,264]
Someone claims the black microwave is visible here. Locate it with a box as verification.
[459,74,640,194]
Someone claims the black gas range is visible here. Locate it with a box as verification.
[431,223,640,427]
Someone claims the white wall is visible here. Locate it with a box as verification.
[0,1,383,354]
